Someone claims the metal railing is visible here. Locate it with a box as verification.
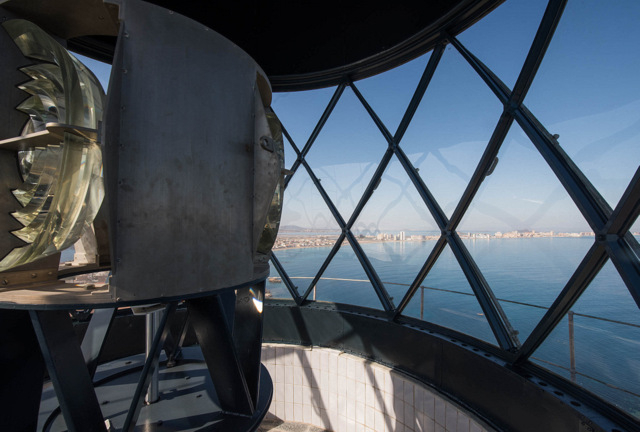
[267,276,640,401]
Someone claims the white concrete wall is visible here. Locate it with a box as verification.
[262,344,497,432]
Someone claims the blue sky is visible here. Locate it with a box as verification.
[80,0,640,233]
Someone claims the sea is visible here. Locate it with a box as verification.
[267,236,640,418]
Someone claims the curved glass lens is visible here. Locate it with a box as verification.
[0,19,105,273]
[256,111,285,255]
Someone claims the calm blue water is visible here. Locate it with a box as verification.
[268,237,640,418]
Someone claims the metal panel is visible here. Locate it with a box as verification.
[30,309,106,432]
[107,0,266,301]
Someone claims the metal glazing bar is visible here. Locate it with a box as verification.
[302,159,348,228]
[123,302,178,432]
[606,238,640,309]
[448,233,520,351]
[30,309,106,432]
[448,112,514,229]
[510,0,567,106]
[300,232,346,302]
[449,36,511,104]
[281,124,302,189]
[284,83,347,188]
[394,236,448,318]
[233,282,266,408]
[394,43,446,144]
[346,148,395,227]
[270,253,303,304]
[514,106,611,231]
[515,243,608,362]
[605,166,640,236]
[349,81,394,144]
[346,231,395,312]
[81,308,117,379]
[186,294,254,415]
[392,145,516,345]
[394,146,449,229]
[452,33,613,233]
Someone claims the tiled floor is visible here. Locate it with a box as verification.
[262,344,495,432]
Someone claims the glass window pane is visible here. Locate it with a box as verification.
[354,52,430,134]
[403,243,497,345]
[456,0,548,90]
[305,87,388,219]
[525,0,640,208]
[531,261,640,420]
[272,86,336,149]
[458,123,592,341]
[273,169,342,298]
[314,244,381,310]
[400,47,503,218]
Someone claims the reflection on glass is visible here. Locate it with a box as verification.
[354,53,429,134]
[352,164,439,236]
[305,87,387,219]
[257,112,285,255]
[400,47,502,217]
[456,0,547,89]
[532,262,640,420]
[525,1,640,209]
[0,20,105,272]
[403,244,497,345]
[457,124,592,340]
[314,246,381,309]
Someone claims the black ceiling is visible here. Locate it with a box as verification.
[4,0,504,91]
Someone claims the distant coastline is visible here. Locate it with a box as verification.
[272,230,632,251]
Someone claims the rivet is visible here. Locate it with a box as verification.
[116,297,122,302]
[48,271,53,276]
[2,279,8,285]
[31,273,37,278]
[122,69,128,74]
[124,32,129,38]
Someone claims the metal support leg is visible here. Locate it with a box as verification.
[0,310,45,432]
[145,310,161,404]
[30,309,106,432]
[81,308,117,379]
[233,282,266,408]
[187,292,255,416]
[123,302,178,432]
[164,308,190,367]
